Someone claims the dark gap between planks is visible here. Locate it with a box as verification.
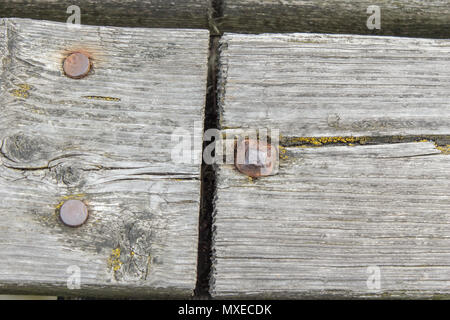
[194,35,221,299]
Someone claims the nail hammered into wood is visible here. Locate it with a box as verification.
[63,52,91,79]
[235,139,278,178]
[59,200,88,227]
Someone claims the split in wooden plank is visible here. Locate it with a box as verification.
[0,0,213,31]
[212,141,450,298]
[219,0,450,38]
[0,18,209,297]
[218,33,450,138]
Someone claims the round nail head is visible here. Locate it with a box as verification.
[235,139,278,178]
[60,200,88,227]
[63,52,91,79]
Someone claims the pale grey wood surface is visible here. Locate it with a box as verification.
[218,33,450,138]
[212,32,450,298]
[212,142,450,298]
[0,18,208,297]
[220,0,450,38]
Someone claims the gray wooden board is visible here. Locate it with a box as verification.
[2,0,449,38]
[0,0,212,32]
[218,33,450,138]
[220,0,450,38]
[212,142,450,298]
[213,32,450,298]
[0,18,208,297]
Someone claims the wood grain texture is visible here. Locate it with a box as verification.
[0,0,212,31]
[213,32,450,298]
[212,142,450,298]
[218,33,450,138]
[0,18,208,297]
[220,0,450,38]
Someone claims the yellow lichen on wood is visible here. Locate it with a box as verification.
[278,146,288,160]
[11,83,31,98]
[55,194,86,210]
[287,136,362,146]
[415,139,450,155]
[436,145,450,154]
[82,96,121,101]
[108,247,122,272]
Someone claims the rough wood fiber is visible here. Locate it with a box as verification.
[220,0,450,38]
[218,33,450,137]
[0,0,212,31]
[214,32,450,298]
[0,18,208,297]
[212,142,450,298]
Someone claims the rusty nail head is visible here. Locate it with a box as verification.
[59,199,88,227]
[235,138,278,178]
[63,52,91,79]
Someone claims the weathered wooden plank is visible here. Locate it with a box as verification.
[0,0,212,31]
[212,142,450,298]
[218,33,450,138]
[0,18,208,297]
[220,0,450,38]
[213,31,450,298]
